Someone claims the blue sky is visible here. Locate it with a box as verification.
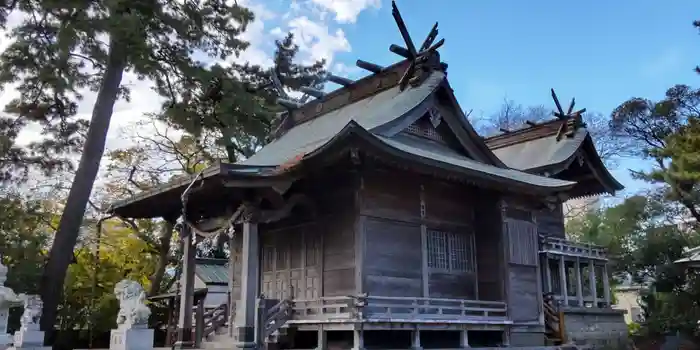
[250,0,699,198]
[21,0,690,198]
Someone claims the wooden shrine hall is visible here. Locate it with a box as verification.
[107,2,626,349]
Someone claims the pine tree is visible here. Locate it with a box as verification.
[0,0,254,334]
[695,20,700,74]
[159,32,326,162]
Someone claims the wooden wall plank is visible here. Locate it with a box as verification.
[364,217,422,297]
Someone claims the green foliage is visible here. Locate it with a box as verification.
[567,193,700,337]
[0,0,259,332]
[611,85,700,222]
[158,32,326,162]
[60,219,157,333]
[628,321,641,335]
[695,20,700,74]
[0,192,52,332]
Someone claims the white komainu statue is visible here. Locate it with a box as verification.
[114,280,151,328]
[19,294,42,328]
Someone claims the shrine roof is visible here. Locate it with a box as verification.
[484,117,624,195]
[487,118,590,172]
[106,1,584,219]
[237,70,574,191]
[194,258,228,285]
[240,70,444,167]
[107,71,577,219]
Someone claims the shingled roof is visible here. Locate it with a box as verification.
[484,116,623,197]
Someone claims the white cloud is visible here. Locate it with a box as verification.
[2,0,362,154]
[308,0,381,23]
[288,16,351,65]
[332,62,363,79]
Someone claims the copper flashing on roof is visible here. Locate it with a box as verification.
[485,118,575,150]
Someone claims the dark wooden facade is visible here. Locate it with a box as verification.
[107,9,623,347]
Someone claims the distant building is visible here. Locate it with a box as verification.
[614,285,646,324]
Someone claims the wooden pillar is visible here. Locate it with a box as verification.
[575,257,584,307]
[234,220,260,348]
[501,328,510,347]
[588,260,598,307]
[194,298,205,348]
[412,327,422,350]
[558,255,568,306]
[228,231,236,336]
[602,263,611,307]
[543,256,552,293]
[460,329,469,348]
[420,185,429,297]
[353,329,364,350]
[175,224,196,349]
[316,327,326,350]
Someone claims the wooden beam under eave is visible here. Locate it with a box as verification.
[221,178,297,189]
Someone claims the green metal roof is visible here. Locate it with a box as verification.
[194,258,229,285]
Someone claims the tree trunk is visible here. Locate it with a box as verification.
[40,43,126,334]
[148,219,176,297]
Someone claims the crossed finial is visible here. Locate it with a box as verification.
[550,89,586,120]
[390,0,445,91]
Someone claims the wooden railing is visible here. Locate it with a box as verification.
[552,294,608,308]
[543,299,566,345]
[540,235,607,260]
[256,296,295,343]
[201,303,228,340]
[290,295,508,322]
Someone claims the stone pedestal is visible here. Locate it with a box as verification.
[0,308,11,350]
[0,333,12,350]
[0,261,24,350]
[110,327,154,350]
[9,325,49,350]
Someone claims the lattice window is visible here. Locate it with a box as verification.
[427,230,448,270]
[405,118,445,142]
[505,219,538,266]
[427,229,475,273]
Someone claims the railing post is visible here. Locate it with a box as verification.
[354,293,367,320]
[575,257,584,307]
[557,309,567,344]
[194,299,205,348]
[602,263,611,307]
[558,255,568,306]
[254,295,265,346]
[588,260,598,307]
[543,255,552,293]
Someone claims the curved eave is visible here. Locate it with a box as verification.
[523,133,623,196]
[106,163,293,219]
[580,135,625,194]
[440,80,508,168]
[292,121,575,195]
[522,131,588,176]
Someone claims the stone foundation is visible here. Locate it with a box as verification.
[562,307,627,348]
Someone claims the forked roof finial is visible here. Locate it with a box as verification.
[390,0,446,91]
